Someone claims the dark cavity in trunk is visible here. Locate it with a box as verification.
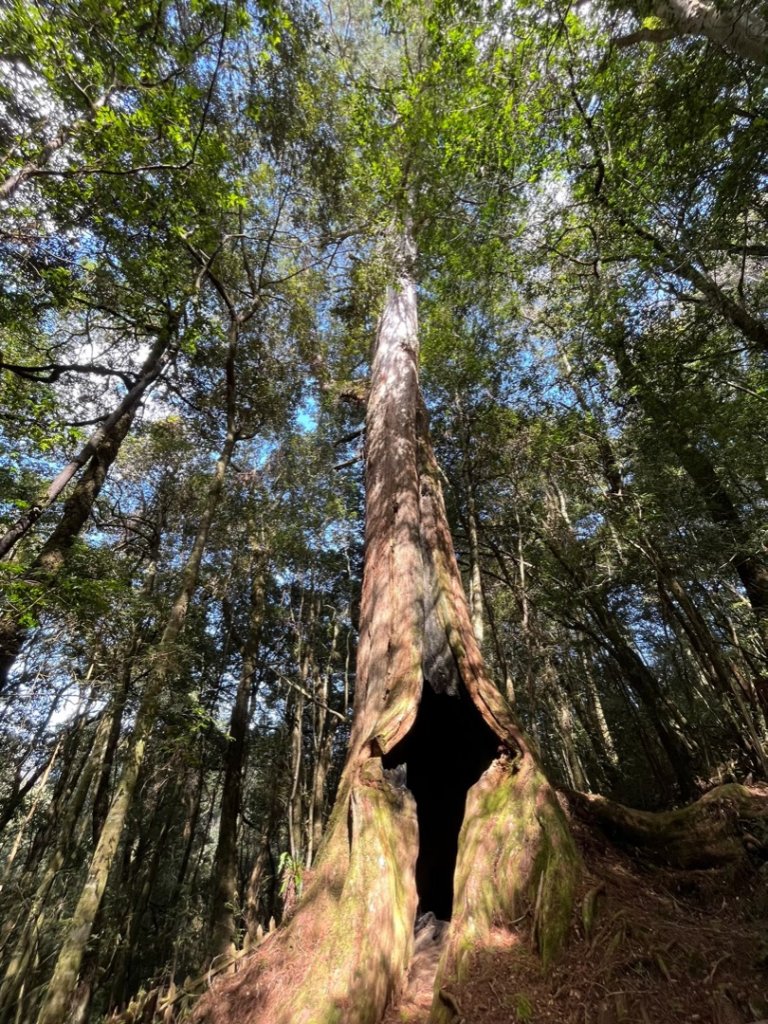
[383,680,498,919]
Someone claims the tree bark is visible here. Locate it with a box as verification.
[567,782,768,867]
[643,0,768,63]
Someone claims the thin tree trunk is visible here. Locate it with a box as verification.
[557,355,766,772]
[610,337,768,652]
[305,613,342,868]
[0,732,61,835]
[657,574,768,773]
[286,690,306,868]
[34,423,236,1024]
[545,532,697,796]
[561,665,619,790]
[552,690,588,791]
[455,396,485,644]
[466,487,485,645]
[242,771,281,951]
[110,812,171,1011]
[482,584,514,702]
[36,301,242,1022]
[584,668,619,770]
[608,660,672,797]
[170,762,207,910]
[0,739,61,883]
[0,712,112,1021]
[91,659,137,844]
[0,323,175,564]
[209,547,266,962]
[19,713,92,874]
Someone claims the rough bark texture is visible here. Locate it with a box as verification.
[431,757,579,1024]
[196,760,419,1024]
[193,232,579,1024]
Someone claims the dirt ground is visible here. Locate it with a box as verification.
[384,806,768,1024]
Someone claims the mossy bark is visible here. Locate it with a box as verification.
[193,761,419,1024]
[430,756,579,1023]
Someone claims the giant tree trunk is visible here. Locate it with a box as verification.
[193,230,579,1024]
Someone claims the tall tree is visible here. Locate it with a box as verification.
[192,218,579,1023]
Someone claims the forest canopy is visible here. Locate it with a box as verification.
[0,1,767,1022]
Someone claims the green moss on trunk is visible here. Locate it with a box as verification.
[193,761,419,1024]
[430,756,580,1023]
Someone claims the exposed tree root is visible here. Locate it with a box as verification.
[396,812,768,1024]
[565,782,768,868]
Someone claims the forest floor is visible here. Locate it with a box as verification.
[384,789,768,1024]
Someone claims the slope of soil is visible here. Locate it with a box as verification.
[385,798,768,1024]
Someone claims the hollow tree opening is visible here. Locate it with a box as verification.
[383,680,499,919]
